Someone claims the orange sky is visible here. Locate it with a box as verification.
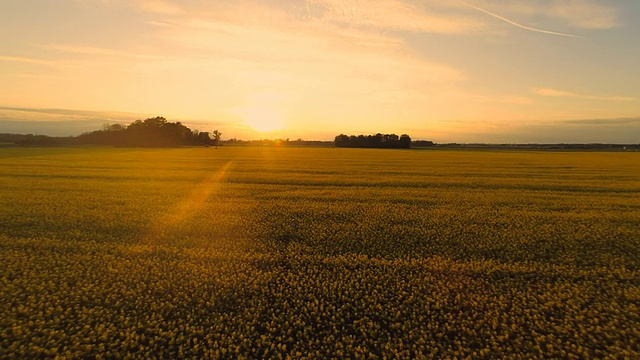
[1,0,639,142]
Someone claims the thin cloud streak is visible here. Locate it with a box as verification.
[455,0,580,38]
[136,0,183,15]
[0,106,150,121]
[42,44,166,60]
[562,117,640,125]
[0,106,240,136]
[534,88,637,102]
[0,55,55,66]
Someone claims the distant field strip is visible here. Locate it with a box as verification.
[0,147,639,358]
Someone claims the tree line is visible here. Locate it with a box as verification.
[334,133,412,149]
[75,117,221,147]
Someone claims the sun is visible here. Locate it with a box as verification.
[243,108,285,133]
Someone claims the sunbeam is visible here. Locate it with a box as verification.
[142,160,233,245]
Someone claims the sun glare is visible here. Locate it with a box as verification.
[243,108,285,133]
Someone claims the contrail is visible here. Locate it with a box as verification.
[456,0,580,38]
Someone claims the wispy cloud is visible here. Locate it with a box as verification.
[0,55,55,66]
[455,0,579,38]
[307,0,482,33]
[548,0,620,30]
[0,106,149,122]
[562,117,640,125]
[135,0,183,15]
[42,44,165,60]
[534,88,637,102]
[45,44,131,56]
[14,73,72,81]
[0,106,238,136]
[467,0,620,30]
[432,116,640,144]
[119,0,621,38]
[0,106,143,136]
[138,3,468,126]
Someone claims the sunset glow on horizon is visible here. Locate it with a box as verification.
[1,0,639,142]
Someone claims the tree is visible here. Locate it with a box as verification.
[399,134,411,148]
[196,131,212,146]
[75,117,220,147]
[334,133,413,149]
[102,123,125,132]
[211,130,222,147]
[334,134,350,147]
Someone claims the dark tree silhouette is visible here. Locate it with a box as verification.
[211,130,222,147]
[75,117,220,147]
[412,140,435,147]
[334,133,412,149]
[399,134,411,148]
[195,131,212,146]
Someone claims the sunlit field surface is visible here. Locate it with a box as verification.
[1,147,639,358]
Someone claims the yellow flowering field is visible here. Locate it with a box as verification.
[1,147,639,358]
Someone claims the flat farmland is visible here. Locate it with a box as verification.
[1,147,639,358]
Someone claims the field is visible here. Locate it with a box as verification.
[1,146,639,358]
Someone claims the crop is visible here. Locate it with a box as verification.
[1,147,638,358]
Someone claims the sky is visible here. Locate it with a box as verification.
[1,0,639,143]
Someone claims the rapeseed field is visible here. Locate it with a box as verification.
[1,147,638,358]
